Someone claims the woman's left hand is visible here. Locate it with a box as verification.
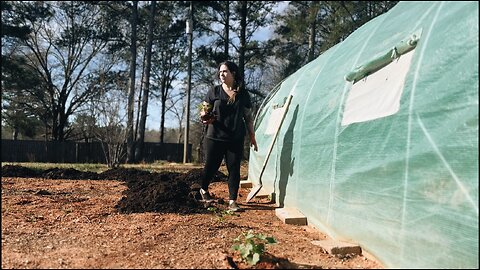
[250,135,258,152]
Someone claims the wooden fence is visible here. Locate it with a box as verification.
[1,139,191,164]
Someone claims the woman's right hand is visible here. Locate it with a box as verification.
[201,118,215,125]
[200,111,215,124]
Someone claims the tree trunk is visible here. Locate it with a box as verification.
[238,1,247,80]
[135,0,156,162]
[307,19,316,62]
[135,52,145,142]
[308,2,319,62]
[224,1,229,60]
[13,126,19,140]
[160,75,167,143]
[126,1,138,163]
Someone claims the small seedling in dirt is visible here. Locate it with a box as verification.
[232,230,277,265]
[207,206,236,222]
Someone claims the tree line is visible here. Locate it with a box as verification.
[1,1,398,164]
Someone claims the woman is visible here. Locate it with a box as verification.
[199,61,258,212]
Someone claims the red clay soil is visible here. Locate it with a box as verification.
[1,164,383,269]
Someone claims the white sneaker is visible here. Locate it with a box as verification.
[199,188,213,202]
[228,201,241,212]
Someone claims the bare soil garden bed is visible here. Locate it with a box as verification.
[1,164,383,269]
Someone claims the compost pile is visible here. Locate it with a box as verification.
[1,164,226,214]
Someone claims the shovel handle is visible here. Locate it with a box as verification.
[257,94,293,182]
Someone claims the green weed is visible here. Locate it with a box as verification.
[207,206,235,223]
[232,230,277,265]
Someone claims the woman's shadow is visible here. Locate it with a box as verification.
[276,104,298,208]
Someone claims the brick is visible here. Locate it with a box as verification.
[311,239,362,256]
[275,207,307,226]
[239,180,252,188]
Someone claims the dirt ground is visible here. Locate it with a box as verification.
[1,164,383,269]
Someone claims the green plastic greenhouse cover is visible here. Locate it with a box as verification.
[247,1,478,269]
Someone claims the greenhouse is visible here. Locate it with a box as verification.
[247,1,479,268]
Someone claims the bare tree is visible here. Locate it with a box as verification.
[14,1,111,141]
[92,89,128,168]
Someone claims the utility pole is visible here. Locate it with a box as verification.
[183,1,193,163]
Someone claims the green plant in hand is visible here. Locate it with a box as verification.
[232,230,277,265]
[198,101,215,122]
[197,101,212,112]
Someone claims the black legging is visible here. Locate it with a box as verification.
[202,137,244,201]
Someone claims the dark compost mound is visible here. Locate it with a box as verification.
[2,165,41,178]
[2,165,98,180]
[2,165,228,214]
[43,167,100,180]
[115,170,197,214]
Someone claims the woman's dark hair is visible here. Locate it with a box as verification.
[218,61,244,104]
[218,61,243,103]
[218,61,244,89]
